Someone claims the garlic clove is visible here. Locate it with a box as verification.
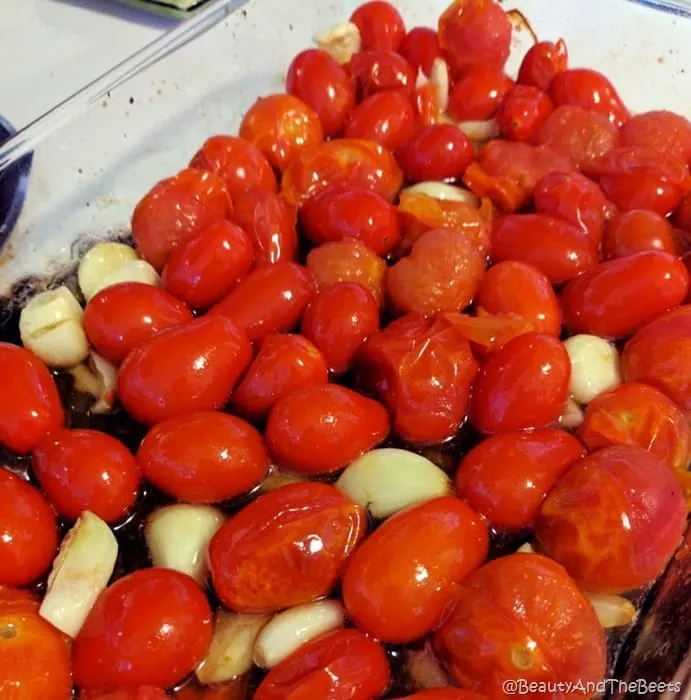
[313,22,361,64]
[457,119,501,142]
[258,467,305,494]
[401,181,480,207]
[564,334,621,405]
[95,259,160,297]
[429,58,450,114]
[558,397,585,431]
[89,352,118,414]
[78,242,139,301]
[583,591,637,629]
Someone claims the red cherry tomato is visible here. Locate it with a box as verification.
[0,470,58,587]
[619,109,691,165]
[0,343,64,454]
[265,384,389,475]
[344,496,488,643]
[536,446,686,592]
[255,628,390,700]
[131,169,232,271]
[344,90,416,151]
[674,192,691,233]
[456,429,584,530]
[517,39,568,92]
[350,0,406,52]
[447,64,513,121]
[471,332,570,434]
[118,316,252,425]
[301,283,379,374]
[84,283,193,365]
[350,50,415,99]
[189,135,277,198]
[413,82,444,129]
[238,94,324,172]
[232,334,328,422]
[398,26,442,77]
[605,210,680,260]
[433,553,607,696]
[498,84,553,142]
[476,261,561,336]
[73,568,212,689]
[359,313,478,445]
[81,689,168,700]
[399,691,487,700]
[208,482,366,612]
[209,262,316,342]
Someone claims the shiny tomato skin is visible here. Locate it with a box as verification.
[619,109,691,165]
[456,429,584,530]
[232,334,328,422]
[208,262,316,342]
[351,0,406,51]
[471,332,571,434]
[399,26,442,76]
[535,446,686,592]
[498,84,553,142]
[350,49,415,99]
[603,209,679,259]
[447,64,513,121]
[254,628,390,700]
[343,496,488,643]
[118,316,252,425]
[0,343,64,454]
[517,39,568,92]
[301,283,379,374]
[73,568,213,689]
[265,384,389,475]
[0,470,58,587]
[433,553,607,697]
[208,482,366,612]
[131,169,232,271]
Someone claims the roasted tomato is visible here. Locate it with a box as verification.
[349,50,416,98]
[443,311,535,356]
[517,39,568,92]
[131,169,232,271]
[619,109,691,165]
[447,64,513,121]
[498,84,553,142]
[398,26,442,76]
[208,482,366,613]
[344,90,416,151]
[603,209,680,259]
[350,0,406,51]
[433,553,607,696]
[456,429,584,530]
[535,446,686,592]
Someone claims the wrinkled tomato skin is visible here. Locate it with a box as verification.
[350,50,415,99]
[301,283,380,374]
[265,384,389,475]
[232,334,329,422]
[118,316,252,425]
[189,135,277,198]
[447,64,513,121]
[131,169,232,271]
[344,90,416,151]
[603,209,680,259]
[499,84,553,143]
[209,482,366,613]
[456,429,584,531]
[33,429,140,523]
[398,27,442,76]
[561,251,689,338]
[536,446,686,592]
[351,0,406,51]
[209,262,316,342]
[0,343,64,454]
[255,628,390,700]
[433,553,607,697]
[517,39,568,92]
[344,496,488,643]
[73,568,213,690]
[471,332,571,434]
[620,109,691,165]
[300,183,402,256]
[84,283,194,365]
[476,261,560,336]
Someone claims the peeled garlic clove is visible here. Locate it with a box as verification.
[516,542,535,554]
[145,504,225,583]
[584,591,636,629]
[259,467,305,493]
[96,259,160,297]
[39,511,118,637]
[313,22,361,64]
[564,334,621,405]
[558,397,585,430]
[89,352,118,414]
[429,58,450,113]
[457,119,501,142]
[253,600,345,669]
[336,448,451,519]
[401,181,479,207]
[78,242,138,301]
[19,286,89,368]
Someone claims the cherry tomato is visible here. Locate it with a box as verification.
[447,64,513,121]
[675,192,691,233]
[350,50,416,99]
[433,553,607,696]
[208,482,366,612]
[536,446,686,592]
[255,628,390,700]
[498,84,553,142]
[232,334,328,422]
[438,0,511,75]
[84,283,193,365]
[456,429,584,530]
[209,262,316,342]
[0,343,64,454]
[490,213,597,283]
[444,311,535,356]
[603,209,680,259]
[238,94,324,172]
[301,283,379,374]
[118,316,252,425]
[358,313,478,445]
[619,109,691,165]
[81,689,168,700]
[344,90,416,151]
[131,169,232,271]
[471,332,570,434]
[286,49,355,137]
[265,384,389,475]
[73,568,212,689]
[189,135,277,198]
[306,238,387,306]
[517,38,568,92]
[399,691,487,700]
[350,1,406,51]
[387,227,485,316]
[398,27,442,77]
[0,469,58,586]
[300,183,402,256]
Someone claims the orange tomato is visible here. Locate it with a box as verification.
[443,311,535,356]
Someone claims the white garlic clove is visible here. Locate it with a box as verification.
[416,67,428,90]
[457,119,501,142]
[253,600,345,669]
[516,542,535,554]
[401,181,480,207]
[95,259,160,297]
[89,352,118,414]
[583,591,637,629]
[39,511,118,638]
[313,22,361,64]
[78,242,139,301]
[558,397,585,431]
[429,58,450,114]
[564,334,621,405]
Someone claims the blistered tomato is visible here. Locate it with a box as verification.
[447,64,513,121]
[350,50,415,98]
[498,84,553,142]
[398,26,442,76]
[517,39,568,92]
[620,109,691,165]
[344,90,416,151]
[603,209,680,259]
[350,0,406,51]
[444,311,535,356]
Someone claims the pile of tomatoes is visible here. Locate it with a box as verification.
[1,0,691,698]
